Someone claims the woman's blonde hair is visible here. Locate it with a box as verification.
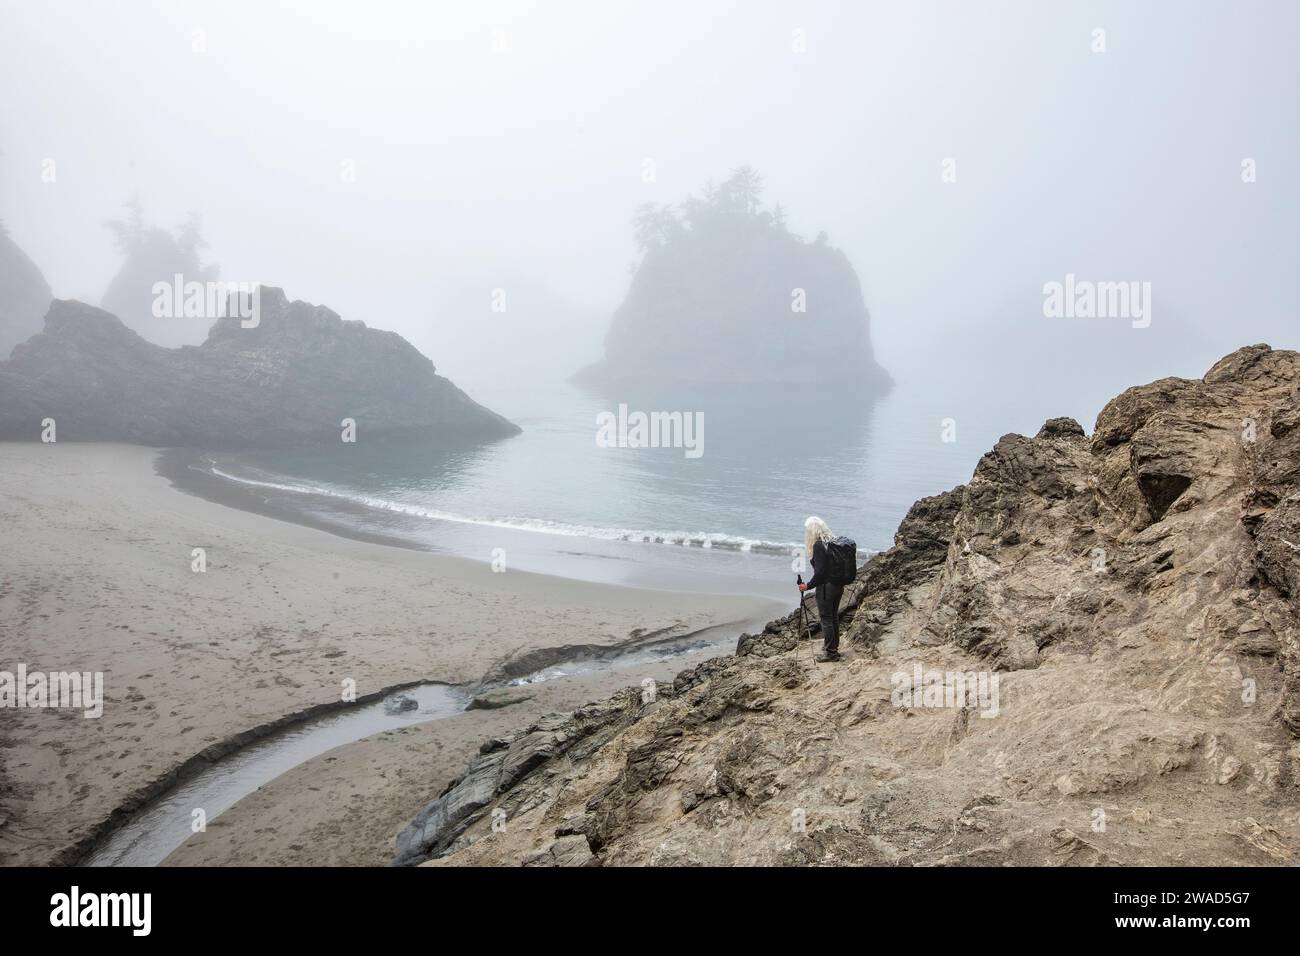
[804,516,833,565]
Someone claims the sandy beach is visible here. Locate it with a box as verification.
[0,442,783,866]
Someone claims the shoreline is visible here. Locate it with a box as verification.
[155,446,457,562]
[156,445,795,601]
[0,442,784,866]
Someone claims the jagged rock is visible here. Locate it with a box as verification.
[0,289,519,446]
[1035,417,1086,441]
[522,835,597,867]
[393,690,646,865]
[396,345,1300,868]
[1228,817,1294,862]
[383,693,418,715]
[0,230,53,360]
[1050,828,1118,866]
[1256,497,1300,598]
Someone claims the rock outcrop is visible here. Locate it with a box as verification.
[0,288,520,446]
[573,168,890,389]
[397,344,1300,867]
[0,229,53,360]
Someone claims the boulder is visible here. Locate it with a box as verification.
[382,693,419,716]
[467,688,534,711]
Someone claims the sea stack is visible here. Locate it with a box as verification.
[0,287,520,446]
[574,167,891,391]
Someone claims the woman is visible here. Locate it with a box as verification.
[798,515,844,662]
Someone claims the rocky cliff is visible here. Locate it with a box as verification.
[0,229,53,360]
[574,168,890,389]
[0,288,520,446]
[397,344,1300,866]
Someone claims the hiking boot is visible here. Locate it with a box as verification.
[815,651,842,663]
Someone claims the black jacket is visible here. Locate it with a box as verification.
[806,539,832,590]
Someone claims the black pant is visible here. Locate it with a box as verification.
[816,582,844,654]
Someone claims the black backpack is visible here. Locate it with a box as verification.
[825,536,858,585]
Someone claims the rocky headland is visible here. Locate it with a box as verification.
[397,344,1300,866]
[0,287,519,446]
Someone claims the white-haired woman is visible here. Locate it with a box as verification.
[798,516,844,662]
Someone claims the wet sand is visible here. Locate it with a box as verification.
[0,442,783,865]
[162,664,689,867]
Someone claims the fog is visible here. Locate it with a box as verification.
[2,0,1296,394]
[4,2,1300,877]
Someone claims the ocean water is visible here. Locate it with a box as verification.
[194,371,1099,602]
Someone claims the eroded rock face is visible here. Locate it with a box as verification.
[397,346,1300,867]
[393,698,645,864]
[0,288,520,446]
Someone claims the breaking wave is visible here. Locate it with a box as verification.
[204,461,799,556]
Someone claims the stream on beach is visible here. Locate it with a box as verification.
[84,621,752,867]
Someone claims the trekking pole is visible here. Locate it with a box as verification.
[796,575,816,669]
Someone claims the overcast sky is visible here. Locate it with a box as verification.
[2,0,1296,387]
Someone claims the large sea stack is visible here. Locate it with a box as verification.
[574,168,890,390]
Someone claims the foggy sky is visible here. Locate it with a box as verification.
[2,0,1296,390]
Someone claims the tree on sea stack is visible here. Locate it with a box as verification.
[574,167,891,390]
[101,199,220,349]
